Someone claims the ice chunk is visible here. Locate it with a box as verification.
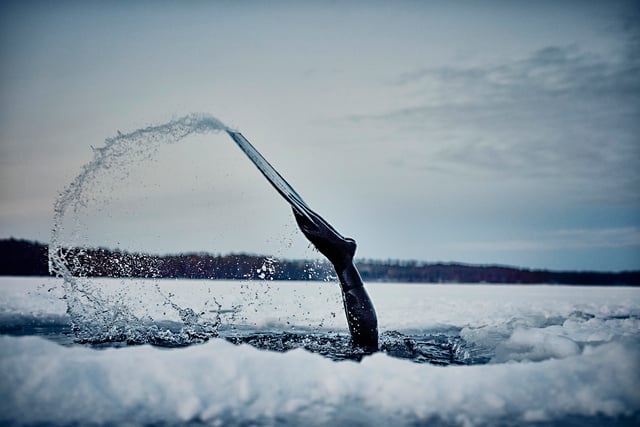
[493,328,581,362]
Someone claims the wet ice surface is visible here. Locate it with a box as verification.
[1,277,639,427]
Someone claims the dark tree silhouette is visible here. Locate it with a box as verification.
[1,238,638,285]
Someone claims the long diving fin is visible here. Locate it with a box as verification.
[226,130,318,225]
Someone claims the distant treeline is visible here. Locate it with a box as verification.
[0,239,331,281]
[1,238,639,285]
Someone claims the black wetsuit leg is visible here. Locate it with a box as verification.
[292,208,378,352]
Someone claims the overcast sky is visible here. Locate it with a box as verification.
[1,1,639,271]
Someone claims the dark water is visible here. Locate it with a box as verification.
[0,312,485,365]
[220,328,484,364]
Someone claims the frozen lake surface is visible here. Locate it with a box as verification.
[1,277,639,426]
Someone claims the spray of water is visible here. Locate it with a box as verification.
[49,113,230,345]
[44,113,476,361]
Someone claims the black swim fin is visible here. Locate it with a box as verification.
[227,130,317,225]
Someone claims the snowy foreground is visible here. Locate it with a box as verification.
[1,277,639,427]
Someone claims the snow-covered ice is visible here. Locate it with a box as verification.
[1,277,639,426]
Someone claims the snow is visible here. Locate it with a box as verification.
[1,277,639,426]
[1,335,638,426]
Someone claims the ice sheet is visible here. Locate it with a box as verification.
[1,278,639,426]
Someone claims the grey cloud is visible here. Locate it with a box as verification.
[350,44,640,204]
[393,44,639,104]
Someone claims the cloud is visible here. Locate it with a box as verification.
[392,42,639,100]
[348,43,640,204]
[453,227,640,252]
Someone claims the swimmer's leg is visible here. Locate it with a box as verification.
[338,266,378,352]
[293,208,378,352]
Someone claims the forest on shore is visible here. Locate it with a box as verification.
[1,238,638,285]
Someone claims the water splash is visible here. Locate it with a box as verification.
[49,113,229,345]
